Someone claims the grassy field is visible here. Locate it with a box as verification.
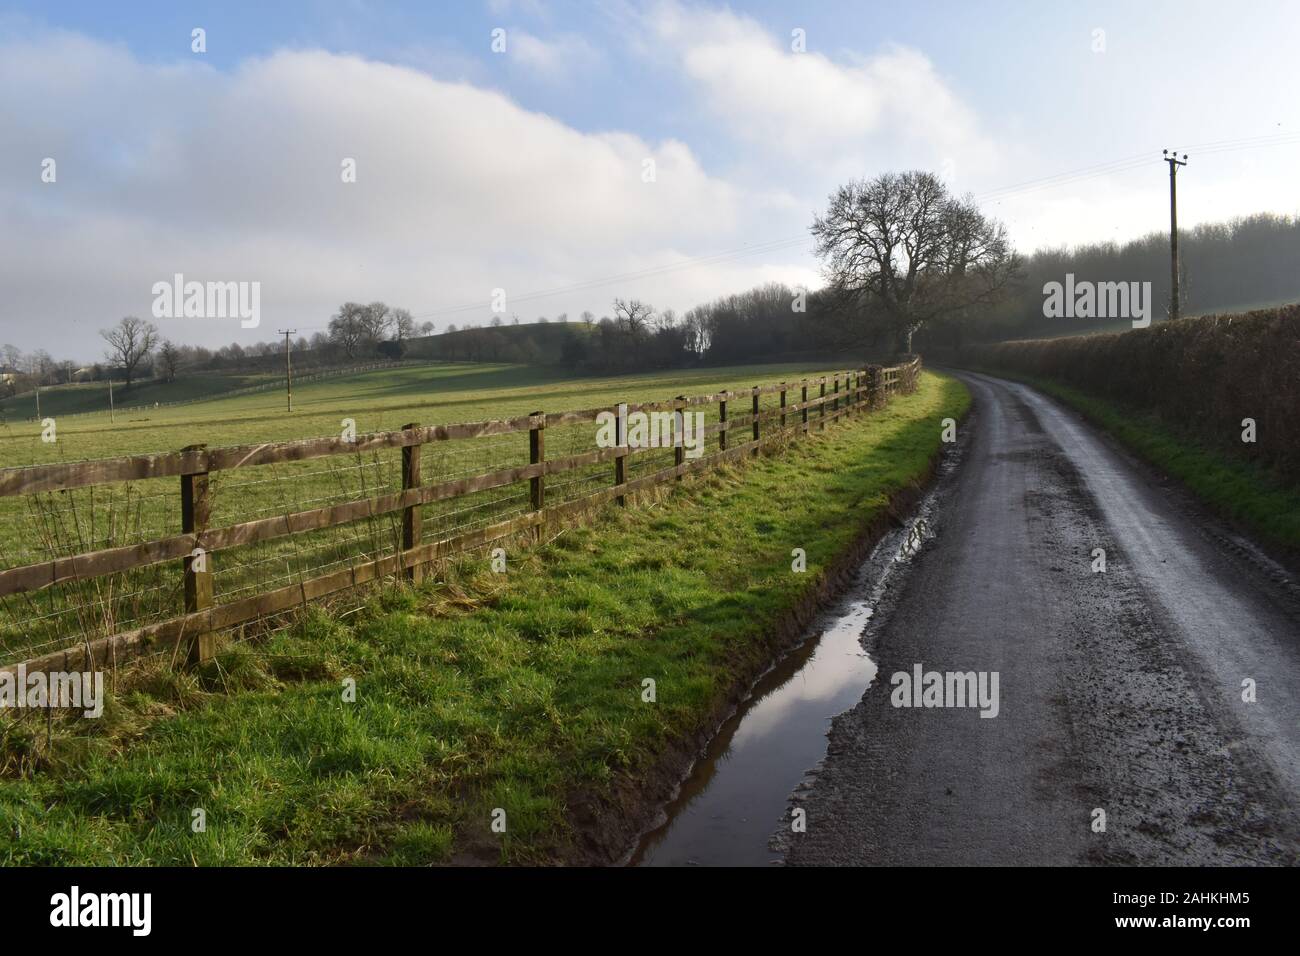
[0,360,858,466]
[0,369,968,865]
[0,360,882,673]
[0,372,282,423]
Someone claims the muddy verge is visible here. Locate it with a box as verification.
[559,405,971,866]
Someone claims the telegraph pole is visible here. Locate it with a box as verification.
[278,329,297,412]
[1162,149,1188,321]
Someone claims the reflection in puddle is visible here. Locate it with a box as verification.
[632,597,877,866]
[631,510,935,867]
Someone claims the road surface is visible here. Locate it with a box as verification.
[785,370,1300,865]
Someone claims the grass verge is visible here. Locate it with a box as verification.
[975,368,1300,554]
[0,371,968,865]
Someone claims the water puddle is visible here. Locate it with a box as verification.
[630,508,935,867]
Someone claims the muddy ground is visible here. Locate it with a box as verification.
[782,371,1300,866]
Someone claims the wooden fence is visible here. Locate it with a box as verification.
[0,357,921,675]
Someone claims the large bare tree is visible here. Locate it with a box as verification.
[612,298,653,335]
[101,316,159,388]
[328,302,368,358]
[812,171,1019,353]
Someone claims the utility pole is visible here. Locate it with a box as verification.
[278,329,297,412]
[1163,149,1188,321]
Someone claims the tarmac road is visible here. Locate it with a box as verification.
[784,371,1300,865]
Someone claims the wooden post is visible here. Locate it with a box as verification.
[529,412,545,507]
[615,404,627,507]
[719,393,728,451]
[801,382,808,430]
[866,365,884,409]
[833,374,840,416]
[779,383,787,430]
[181,444,215,665]
[674,396,686,479]
[819,380,827,430]
[751,387,760,455]
[401,423,423,584]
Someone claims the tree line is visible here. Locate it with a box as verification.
[7,177,1296,396]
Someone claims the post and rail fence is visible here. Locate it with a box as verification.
[0,357,921,675]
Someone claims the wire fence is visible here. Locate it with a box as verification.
[0,359,921,672]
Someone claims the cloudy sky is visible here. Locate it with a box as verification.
[1,0,1297,356]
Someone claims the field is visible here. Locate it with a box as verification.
[0,361,864,465]
[0,368,968,865]
[0,372,282,423]
[0,360,881,665]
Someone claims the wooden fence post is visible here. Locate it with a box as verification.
[400,423,423,584]
[529,412,545,508]
[719,392,728,451]
[801,381,808,430]
[751,386,760,455]
[866,365,884,409]
[528,411,545,539]
[615,404,627,507]
[819,380,827,430]
[674,396,686,479]
[833,374,840,416]
[780,383,787,430]
[181,444,215,665]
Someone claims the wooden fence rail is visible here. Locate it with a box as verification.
[0,357,921,674]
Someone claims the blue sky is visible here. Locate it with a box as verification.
[2,0,1297,355]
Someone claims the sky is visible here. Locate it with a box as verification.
[1,0,1298,357]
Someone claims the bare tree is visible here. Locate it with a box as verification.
[360,301,392,344]
[812,170,1019,353]
[158,340,181,382]
[612,298,653,337]
[328,303,368,358]
[101,316,159,389]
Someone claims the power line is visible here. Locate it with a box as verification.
[268,130,1297,329]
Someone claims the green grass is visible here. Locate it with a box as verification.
[0,360,889,662]
[0,370,968,865]
[0,372,282,422]
[0,360,863,466]
[985,370,1300,552]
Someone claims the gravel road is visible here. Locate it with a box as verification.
[784,371,1300,866]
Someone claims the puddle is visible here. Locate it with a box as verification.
[629,507,936,867]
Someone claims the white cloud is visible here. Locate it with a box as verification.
[0,30,796,354]
[508,30,603,79]
[644,1,1000,178]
